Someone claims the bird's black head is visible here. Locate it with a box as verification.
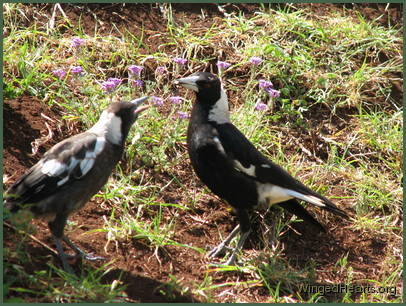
[175,72,222,107]
[96,96,149,145]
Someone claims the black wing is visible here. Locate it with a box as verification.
[215,123,347,218]
[188,126,258,208]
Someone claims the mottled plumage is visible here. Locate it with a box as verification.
[5,97,149,272]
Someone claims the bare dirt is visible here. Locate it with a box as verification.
[3,3,403,303]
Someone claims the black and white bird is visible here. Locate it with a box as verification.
[4,96,149,272]
[175,72,348,265]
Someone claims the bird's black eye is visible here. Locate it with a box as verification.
[197,80,212,88]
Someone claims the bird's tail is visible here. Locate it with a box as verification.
[278,199,326,232]
[285,189,348,219]
[4,192,23,214]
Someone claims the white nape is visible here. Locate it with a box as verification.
[208,86,230,124]
[88,111,122,145]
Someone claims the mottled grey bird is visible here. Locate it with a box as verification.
[4,97,149,272]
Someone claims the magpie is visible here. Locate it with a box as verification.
[175,72,348,265]
[4,96,150,272]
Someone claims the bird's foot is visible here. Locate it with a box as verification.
[78,252,105,261]
[62,236,105,261]
[207,243,232,259]
[60,256,76,274]
[207,252,238,267]
[64,252,105,261]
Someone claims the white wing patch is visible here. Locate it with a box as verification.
[213,136,226,155]
[42,136,106,188]
[57,176,69,187]
[80,158,95,176]
[234,160,256,177]
[41,159,66,176]
[77,137,106,177]
[94,137,106,154]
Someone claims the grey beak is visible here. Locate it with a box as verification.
[130,96,150,114]
[174,75,200,92]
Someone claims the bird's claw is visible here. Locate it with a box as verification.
[207,244,232,258]
[81,253,105,261]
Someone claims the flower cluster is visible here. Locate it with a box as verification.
[151,96,164,107]
[71,66,83,75]
[52,68,66,79]
[249,56,262,65]
[71,37,86,48]
[169,96,183,105]
[173,57,187,65]
[258,79,280,98]
[101,77,122,92]
[128,65,144,77]
[133,79,144,88]
[156,66,167,74]
[176,111,189,120]
[217,61,231,70]
[255,100,268,111]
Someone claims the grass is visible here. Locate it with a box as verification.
[3,3,403,303]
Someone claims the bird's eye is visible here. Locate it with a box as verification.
[198,80,211,88]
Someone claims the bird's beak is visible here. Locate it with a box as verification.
[130,96,150,114]
[174,75,200,92]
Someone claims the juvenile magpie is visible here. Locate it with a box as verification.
[175,72,348,265]
[4,96,150,272]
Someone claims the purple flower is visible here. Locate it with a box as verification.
[128,65,144,77]
[258,79,273,89]
[258,79,280,98]
[266,88,281,98]
[71,37,86,48]
[255,101,268,111]
[155,66,167,74]
[70,66,83,74]
[107,77,122,87]
[169,96,183,105]
[151,96,164,107]
[52,69,66,79]
[133,79,144,88]
[176,111,189,119]
[217,61,231,70]
[249,56,262,65]
[101,81,117,92]
[173,57,187,65]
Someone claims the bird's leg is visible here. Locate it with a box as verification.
[208,209,252,265]
[53,236,75,274]
[208,224,240,258]
[222,209,252,265]
[49,213,75,273]
[62,236,105,261]
[223,229,251,266]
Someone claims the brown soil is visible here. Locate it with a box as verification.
[3,3,402,303]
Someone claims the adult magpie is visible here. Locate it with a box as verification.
[4,96,150,272]
[175,72,348,265]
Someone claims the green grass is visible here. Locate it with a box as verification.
[3,3,403,303]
